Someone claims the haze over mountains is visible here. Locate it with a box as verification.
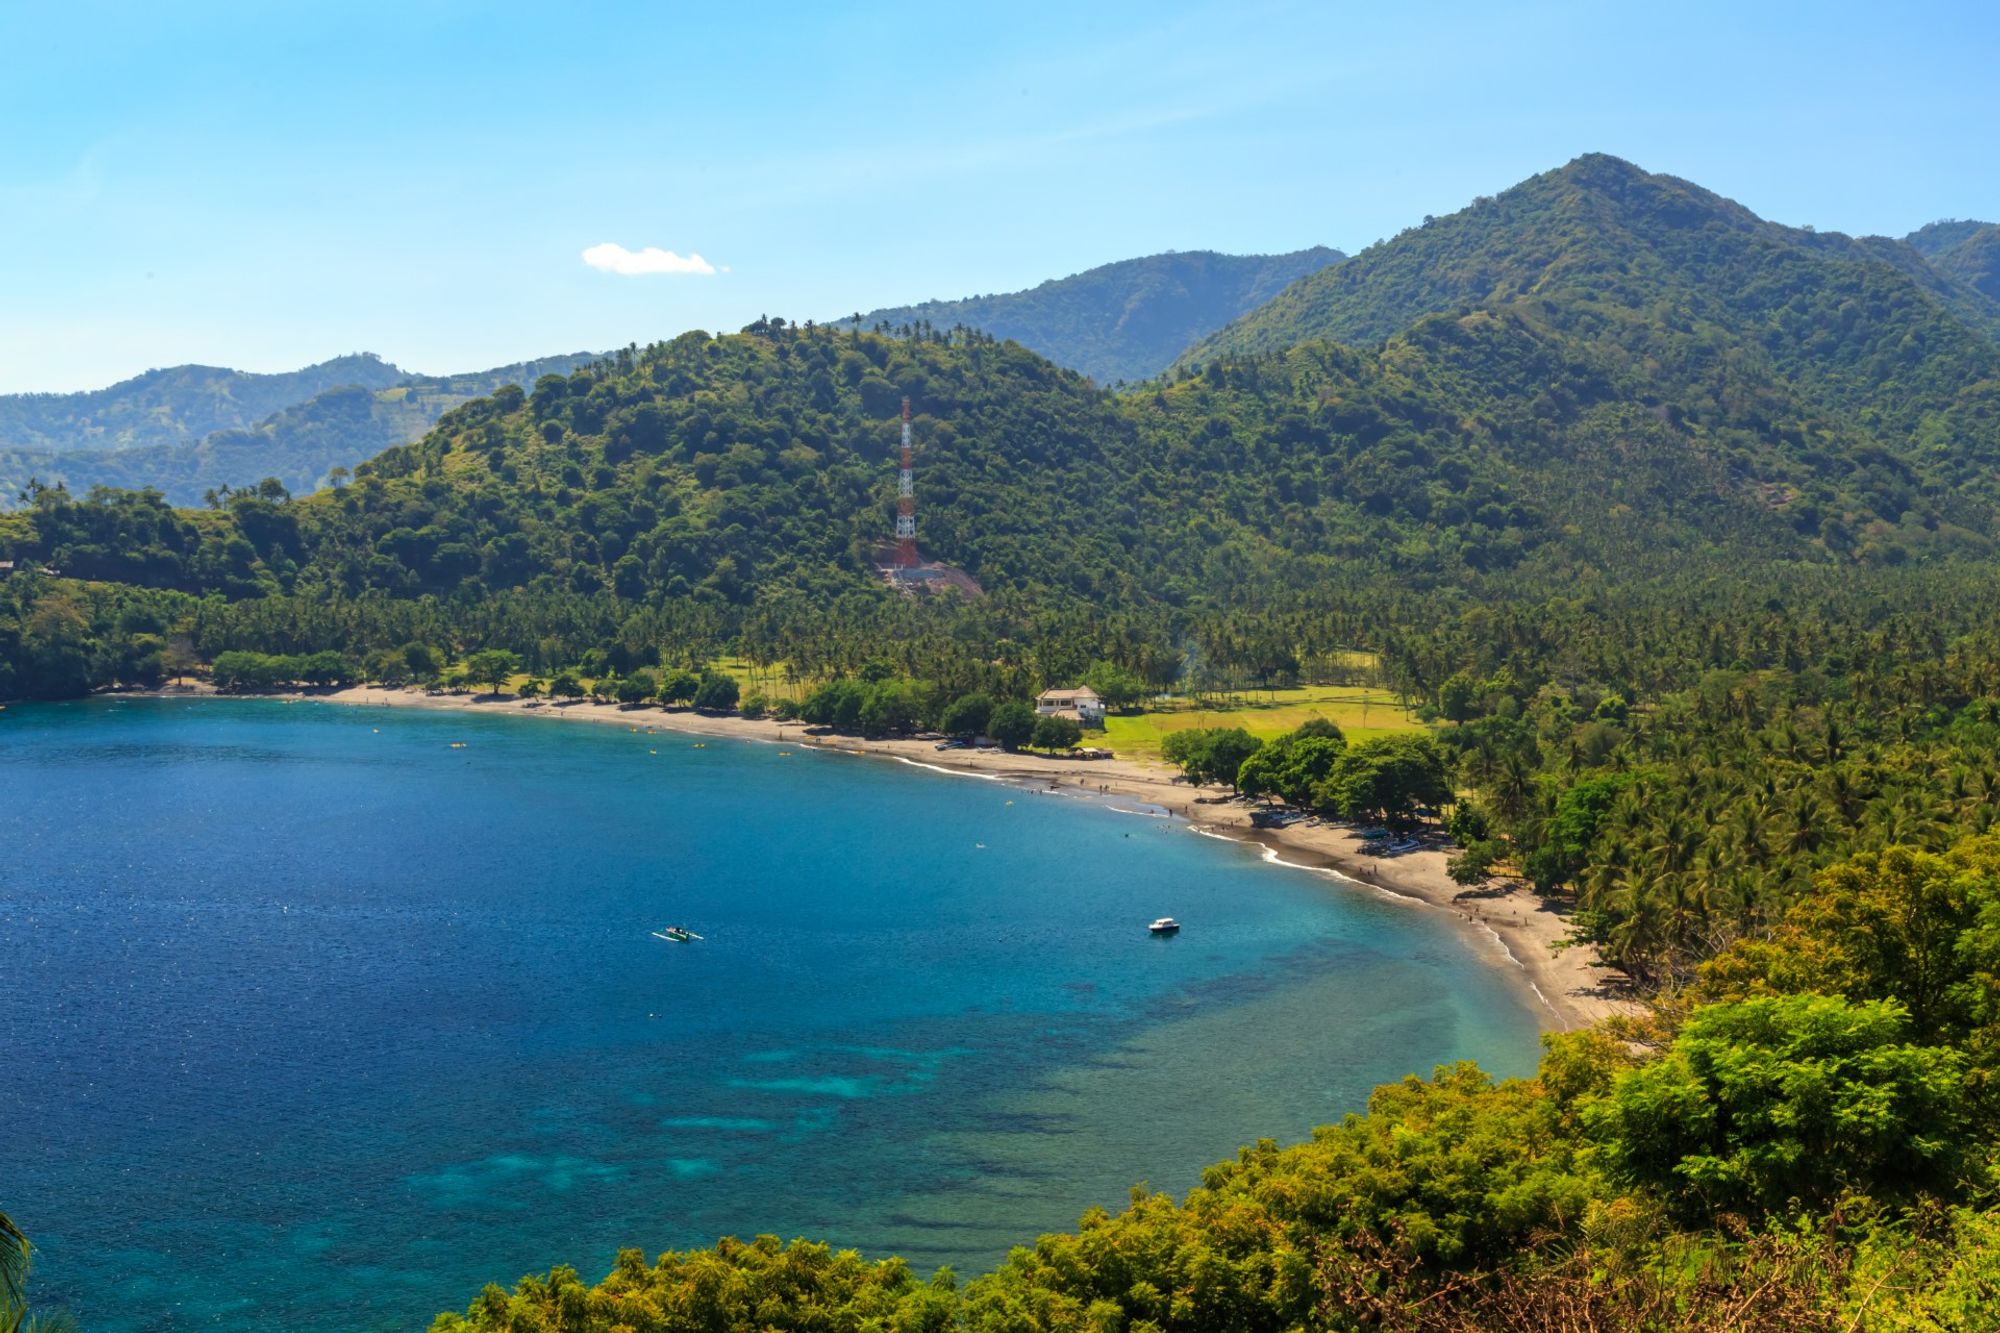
[0,354,410,453]
[0,353,597,506]
[847,246,1345,383]
[2,248,1342,507]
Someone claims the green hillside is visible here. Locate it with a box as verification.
[1910,220,2000,306]
[1185,156,2000,362]
[10,160,2000,620]
[0,352,407,453]
[7,310,1910,619]
[1172,156,2000,538]
[0,353,599,506]
[1159,308,1965,571]
[1905,217,1996,259]
[851,246,1343,383]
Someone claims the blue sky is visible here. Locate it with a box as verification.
[3,0,1997,392]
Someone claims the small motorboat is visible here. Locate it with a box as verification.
[651,926,703,943]
[1148,917,1181,935]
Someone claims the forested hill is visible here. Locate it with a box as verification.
[1907,218,2000,306]
[1906,219,1994,257]
[0,353,600,507]
[1167,155,2000,545]
[0,353,408,454]
[17,157,2000,601]
[1,329,1143,605]
[9,304,1984,629]
[1182,155,2000,364]
[849,246,1343,384]
[10,158,2000,616]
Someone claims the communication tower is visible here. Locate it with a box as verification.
[895,396,917,567]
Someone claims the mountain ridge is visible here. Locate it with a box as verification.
[1905,218,1998,259]
[1907,220,2000,307]
[0,353,410,454]
[1182,154,2000,365]
[10,156,2000,606]
[1170,155,2000,535]
[849,246,1344,383]
[0,353,600,506]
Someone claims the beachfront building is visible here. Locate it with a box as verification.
[1035,687,1106,728]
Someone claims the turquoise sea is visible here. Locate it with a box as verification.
[1,699,1543,1331]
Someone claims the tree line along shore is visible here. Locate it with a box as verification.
[177,675,1635,1036]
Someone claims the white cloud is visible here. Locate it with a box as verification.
[581,242,717,276]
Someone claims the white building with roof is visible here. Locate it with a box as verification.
[1035,687,1105,728]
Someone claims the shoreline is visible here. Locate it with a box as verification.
[134,682,1643,1033]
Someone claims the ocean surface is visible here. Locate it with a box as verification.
[1,698,1543,1331]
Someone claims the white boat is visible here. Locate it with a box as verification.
[1148,917,1181,935]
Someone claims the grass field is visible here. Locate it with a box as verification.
[465,661,1418,759]
[709,656,808,702]
[508,658,805,701]
[1100,684,1425,761]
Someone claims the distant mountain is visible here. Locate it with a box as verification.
[0,353,409,454]
[1905,219,1996,259]
[1907,219,2000,307]
[1169,158,2000,532]
[848,247,1344,383]
[15,158,2000,608]
[1182,155,2000,366]
[0,354,600,506]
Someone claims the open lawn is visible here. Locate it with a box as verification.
[1100,684,1425,761]
[709,656,808,703]
[452,664,1416,758]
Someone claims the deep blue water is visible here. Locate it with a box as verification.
[1,698,1542,1331]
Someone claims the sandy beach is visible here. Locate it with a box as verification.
[147,682,1642,1033]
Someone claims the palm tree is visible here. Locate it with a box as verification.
[1721,801,1769,871]
[1,1210,76,1333]
[0,1212,23,1326]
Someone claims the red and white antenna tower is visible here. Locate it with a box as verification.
[895,396,917,567]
